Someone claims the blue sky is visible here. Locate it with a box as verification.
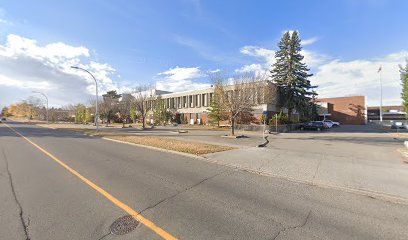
[0,0,407,108]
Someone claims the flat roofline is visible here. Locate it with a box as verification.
[159,87,214,98]
[367,105,403,108]
[316,95,365,100]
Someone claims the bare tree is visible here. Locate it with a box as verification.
[117,93,134,128]
[132,85,153,129]
[87,97,97,125]
[101,90,121,126]
[210,72,272,136]
[27,96,44,120]
[63,104,77,122]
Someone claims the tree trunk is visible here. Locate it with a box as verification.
[231,117,235,136]
[288,108,293,123]
[142,116,145,129]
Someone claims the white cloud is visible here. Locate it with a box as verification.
[236,43,406,106]
[156,66,210,92]
[158,66,203,81]
[311,51,408,106]
[208,69,220,73]
[0,18,12,25]
[302,49,329,68]
[237,45,326,76]
[235,63,265,74]
[0,73,52,89]
[240,46,275,65]
[237,46,275,75]
[0,34,120,108]
[302,37,319,46]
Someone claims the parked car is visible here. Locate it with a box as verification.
[323,120,340,128]
[1,117,6,121]
[299,121,327,131]
[391,122,407,129]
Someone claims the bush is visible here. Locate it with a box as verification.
[270,112,291,125]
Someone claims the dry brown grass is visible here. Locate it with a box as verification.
[105,135,233,155]
[178,124,230,131]
[393,133,408,138]
[37,122,142,129]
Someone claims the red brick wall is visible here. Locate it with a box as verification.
[201,112,208,125]
[316,96,366,125]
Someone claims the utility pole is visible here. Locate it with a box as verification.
[71,66,99,131]
[32,91,49,124]
[378,66,383,123]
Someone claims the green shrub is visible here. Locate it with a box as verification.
[270,112,291,125]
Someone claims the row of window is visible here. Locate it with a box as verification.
[163,93,214,109]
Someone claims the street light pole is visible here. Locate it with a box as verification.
[32,91,49,124]
[378,66,383,123]
[71,66,99,131]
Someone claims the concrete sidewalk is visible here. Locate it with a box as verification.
[205,142,408,201]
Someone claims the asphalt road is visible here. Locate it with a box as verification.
[1,122,408,240]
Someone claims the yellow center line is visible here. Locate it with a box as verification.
[4,123,177,240]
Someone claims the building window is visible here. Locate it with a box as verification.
[196,94,200,107]
[202,94,205,107]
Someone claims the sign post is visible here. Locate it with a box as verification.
[263,111,268,138]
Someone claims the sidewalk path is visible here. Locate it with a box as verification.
[205,126,408,201]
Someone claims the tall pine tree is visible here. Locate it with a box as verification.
[207,98,224,127]
[271,31,316,121]
[400,60,408,116]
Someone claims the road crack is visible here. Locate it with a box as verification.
[137,169,230,216]
[312,152,324,184]
[2,148,31,240]
[271,210,312,240]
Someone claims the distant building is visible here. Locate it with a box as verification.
[133,82,279,125]
[367,105,406,123]
[315,96,367,125]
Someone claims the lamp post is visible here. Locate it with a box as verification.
[378,66,383,123]
[32,91,48,124]
[71,66,99,131]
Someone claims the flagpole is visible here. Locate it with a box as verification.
[379,66,383,123]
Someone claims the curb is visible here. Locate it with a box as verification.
[36,125,56,130]
[397,148,408,162]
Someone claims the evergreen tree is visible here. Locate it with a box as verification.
[207,98,223,127]
[130,107,138,123]
[153,96,170,125]
[271,31,316,121]
[74,104,86,123]
[401,60,408,116]
[102,90,121,125]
